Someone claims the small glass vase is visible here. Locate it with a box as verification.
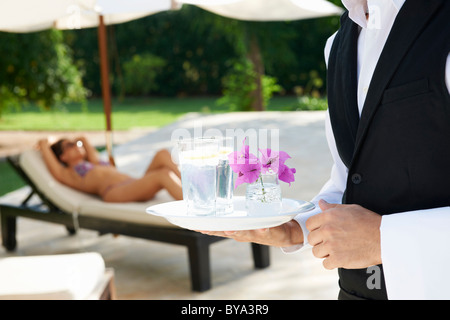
[245,173,282,216]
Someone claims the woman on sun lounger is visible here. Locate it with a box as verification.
[38,137,183,202]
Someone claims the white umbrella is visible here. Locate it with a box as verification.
[0,0,178,164]
[0,0,177,32]
[178,0,343,21]
[55,0,180,30]
[0,0,90,33]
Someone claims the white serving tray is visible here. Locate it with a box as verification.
[146,196,315,231]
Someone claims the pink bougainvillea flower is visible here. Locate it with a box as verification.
[259,149,292,174]
[228,138,259,167]
[259,148,279,174]
[234,160,261,188]
[278,164,296,185]
[228,138,261,188]
[228,138,296,188]
[278,151,291,165]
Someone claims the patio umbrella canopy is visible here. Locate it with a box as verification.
[179,0,343,21]
[0,0,176,32]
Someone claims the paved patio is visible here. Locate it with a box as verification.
[0,111,339,300]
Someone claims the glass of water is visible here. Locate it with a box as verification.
[216,137,234,215]
[178,138,219,216]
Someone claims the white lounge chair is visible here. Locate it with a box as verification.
[0,149,270,292]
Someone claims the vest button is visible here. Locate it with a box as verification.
[351,173,362,185]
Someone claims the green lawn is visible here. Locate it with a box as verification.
[0,160,26,196]
[0,97,221,131]
[0,96,302,131]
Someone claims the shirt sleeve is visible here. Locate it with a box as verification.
[281,33,344,254]
[281,177,344,253]
[381,206,450,299]
[446,54,450,94]
[381,54,450,298]
[282,111,347,253]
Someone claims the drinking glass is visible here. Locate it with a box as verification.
[178,138,219,216]
[216,137,234,215]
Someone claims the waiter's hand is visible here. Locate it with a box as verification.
[197,220,303,248]
[306,200,382,270]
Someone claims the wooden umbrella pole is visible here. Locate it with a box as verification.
[97,15,115,166]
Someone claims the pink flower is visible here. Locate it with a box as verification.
[228,138,296,188]
[234,160,261,188]
[259,149,291,174]
[278,164,296,186]
[228,138,261,188]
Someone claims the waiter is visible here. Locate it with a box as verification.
[201,0,450,300]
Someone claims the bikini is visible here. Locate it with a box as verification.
[73,161,134,198]
[74,161,95,177]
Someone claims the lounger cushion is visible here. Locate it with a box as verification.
[19,149,176,227]
[0,252,105,300]
[20,150,94,214]
[78,198,173,227]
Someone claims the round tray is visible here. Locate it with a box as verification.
[146,196,315,231]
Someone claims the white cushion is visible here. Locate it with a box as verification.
[19,149,176,227]
[78,193,174,227]
[19,149,92,214]
[0,253,105,300]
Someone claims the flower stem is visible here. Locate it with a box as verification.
[260,175,267,202]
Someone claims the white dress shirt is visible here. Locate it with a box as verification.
[287,0,450,300]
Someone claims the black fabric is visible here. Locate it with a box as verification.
[327,11,360,169]
[338,287,368,301]
[327,0,450,300]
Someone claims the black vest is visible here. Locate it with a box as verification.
[327,0,450,300]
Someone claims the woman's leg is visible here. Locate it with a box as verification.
[145,149,181,178]
[102,167,182,202]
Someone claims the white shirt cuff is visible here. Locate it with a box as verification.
[281,205,321,254]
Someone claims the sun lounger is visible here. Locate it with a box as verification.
[0,149,270,292]
[0,252,115,300]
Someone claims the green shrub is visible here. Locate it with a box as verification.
[217,59,282,111]
[123,54,166,96]
[296,96,328,110]
[0,29,87,117]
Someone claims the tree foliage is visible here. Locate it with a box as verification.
[65,5,342,99]
[0,29,87,116]
[122,53,166,96]
[217,58,282,111]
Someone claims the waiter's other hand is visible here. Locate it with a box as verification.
[306,200,382,270]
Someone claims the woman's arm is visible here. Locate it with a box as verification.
[76,136,101,164]
[38,139,82,189]
[38,139,65,182]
